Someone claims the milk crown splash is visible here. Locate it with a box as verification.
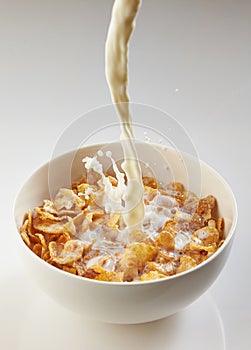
[83,151,126,214]
[105,0,145,228]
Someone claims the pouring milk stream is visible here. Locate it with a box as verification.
[105,0,144,228]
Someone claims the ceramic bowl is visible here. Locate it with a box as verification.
[14,143,237,324]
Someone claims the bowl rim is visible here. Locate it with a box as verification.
[13,142,238,286]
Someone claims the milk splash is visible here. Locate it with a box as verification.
[83,151,127,215]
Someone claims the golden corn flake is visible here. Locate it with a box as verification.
[54,188,85,211]
[166,182,186,204]
[32,243,43,257]
[34,206,61,222]
[166,182,185,193]
[107,213,120,229]
[91,266,124,282]
[143,177,158,189]
[191,195,216,229]
[192,220,219,246]
[217,217,225,238]
[140,270,166,281]
[145,261,175,276]
[56,232,71,244]
[26,209,33,235]
[177,255,197,274]
[155,221,178,250]
[49,240,85,265]
[118,242,158,281]
[62,266,77,275]
[35,233,47,256]
[33,217,65,235]
[20,220,31,246]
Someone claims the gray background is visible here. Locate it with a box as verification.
[0,0,250,349]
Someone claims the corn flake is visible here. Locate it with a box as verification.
[191,195,216,229]
[91,266,124,282]
[118,242,158,281]
[49,240,85,265]
[192,220,219,246]
[140,270,166,281]
[177,255,197,274]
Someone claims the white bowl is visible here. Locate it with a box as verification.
[14,143,237,324]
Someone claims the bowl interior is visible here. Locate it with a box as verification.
[14,142,237,245]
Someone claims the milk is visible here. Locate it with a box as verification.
[105,0,144,228]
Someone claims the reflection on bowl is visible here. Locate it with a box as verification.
[14,143,237,324]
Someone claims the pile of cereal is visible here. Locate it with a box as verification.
[20,173,225,282]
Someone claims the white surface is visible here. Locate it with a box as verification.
[0,0,250,348]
